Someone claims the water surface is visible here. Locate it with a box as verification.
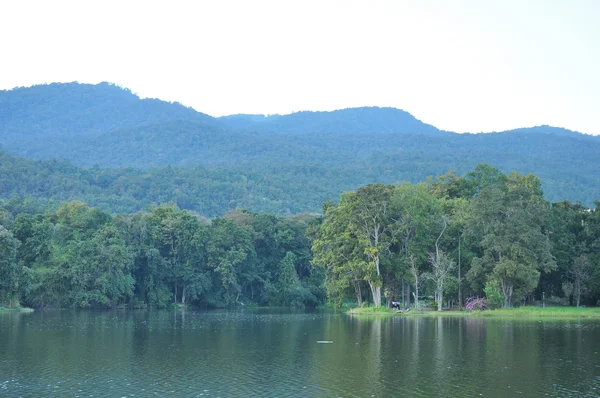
[1,310,599,397]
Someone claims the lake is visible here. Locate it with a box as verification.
[1,310,599,397]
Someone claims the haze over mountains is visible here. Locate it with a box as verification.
[1,82,599,216]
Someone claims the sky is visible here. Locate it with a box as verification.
[1,0,599,134]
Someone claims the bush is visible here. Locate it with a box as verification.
[465,297,487,311]
[546,296,568,306]
[484,281,504,309]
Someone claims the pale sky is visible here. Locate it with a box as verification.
[1,0,599,134]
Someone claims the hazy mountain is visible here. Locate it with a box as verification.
[1,82,599,211]
[495,125,591,139]
[0,82,220,156]
[219,107,442,135]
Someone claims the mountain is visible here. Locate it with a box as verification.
[0,82,599,212]
[0,82,220,157]
[496,125,593,139]
[218,114,279,131]
[218,107,442,135]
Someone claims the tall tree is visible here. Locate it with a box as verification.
[0,226,23,307]
[466,173,556,307]
[312,201,367,307]
[346,185,394,307]
[570,255,591,307]
[425,218,455,311]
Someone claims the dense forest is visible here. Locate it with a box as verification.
[1,82,600,210]
[0,200,324,309]
[1,165,598,310]
[313,166,600,309]
[1,83,599,310]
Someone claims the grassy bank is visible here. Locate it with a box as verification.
[347,306,600,318]
[0,306,34,313]
[347,306,398,315]
[474,306,600,318]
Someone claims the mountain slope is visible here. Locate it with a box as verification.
[0,82,220,156]
[496,125,593,139]
[0,82,599,210]
[219,107,443,135]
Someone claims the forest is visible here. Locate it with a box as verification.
[1,82,600,210]
[1,165,598,310]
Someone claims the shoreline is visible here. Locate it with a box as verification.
[347,306,600,319]
[0,306,34,313]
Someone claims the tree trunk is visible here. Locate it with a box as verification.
[181,285,186,305]
[501,279,513,308]
[369,281,382,307]
[409,255,420,310]
[406,283,410,309]
[174,285,178,304]
[576,282,581,307]
[413,281,419,310]
[354,281,363,307]
[401,277,405,309]
[458,234,462,309]
[437,289,443,311]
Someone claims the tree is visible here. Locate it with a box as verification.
[312,202,367,307]
[206,217,256,306]
[408,255,422,310]
[570,255,591,307]
[466,173,556,307]
[391,182,444,308]
[425,218,455,311]
[0,226,23,307]
[561,281,573,305]
[276,252,310,307]
[350,185,394,307]
[313,185,396,308]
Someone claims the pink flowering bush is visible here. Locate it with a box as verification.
[465,296,487,311]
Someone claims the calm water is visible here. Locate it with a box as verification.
[1,310,600,397]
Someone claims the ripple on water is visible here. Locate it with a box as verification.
[2,311,600,397]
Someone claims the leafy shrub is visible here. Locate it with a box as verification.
[546,296,567,306]
[465,297,487,311]
[484,281,504,309]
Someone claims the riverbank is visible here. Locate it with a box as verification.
[0,306,34,313]
[347,306,600,318]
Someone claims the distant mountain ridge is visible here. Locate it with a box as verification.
[218,107,443,135]
[2,82,592,138]
[1,82,599,210]
[0,82,218,143]
[496,125,590,139]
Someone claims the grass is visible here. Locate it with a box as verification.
[473,306,600,318]
[0,306,34,313]
[347,305,600,318]
[347,306,397,315]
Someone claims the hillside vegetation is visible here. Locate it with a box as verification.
[1,82,600,215]
[1,166,598,310]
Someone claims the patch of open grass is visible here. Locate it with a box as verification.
[347,306,396,315]
[474,306,600,318]
[346,305,600,318]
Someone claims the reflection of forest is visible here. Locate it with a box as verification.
[1,311,599,397]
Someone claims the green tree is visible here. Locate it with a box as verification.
[206,217,256,306]
[466,173,556,307]
[425,218,456,311]
[570,255,591,307]
[276,252,309,307]
[0,226,24,307]
[312,201,367,307]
